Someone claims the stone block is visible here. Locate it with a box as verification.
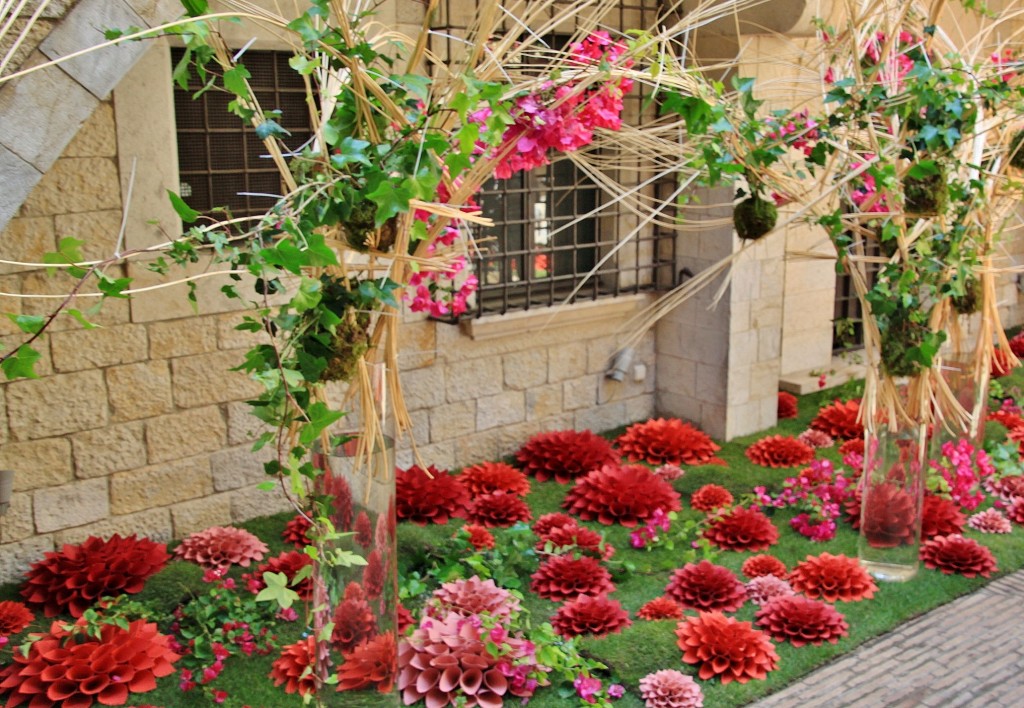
[395,441,455,471]
[110,456,213,515]
[548,341,588,383]
[503,349,547,390]
[106,360,172,420]
[0,536,54,585]
[51,323,148,372]
[0,387,6,445]
[397,319,437,370]
[429,400,476,442]
[146,405,226,464]
[0,147,42,236]
[586,337,621,376]
[0,438,73,490]
[72,421,146,477]
[758,325,782,361]
[54,209,122,260]
[563,377,596,411]
[696,363,728,405]
[171,349,262,408]
[64,101,117,157]
[22,157,121,216]
[226,400,270,446]
[728,329,759,368]
[475,390,525,431]
[0,216,56,274]
[526,384,563,422]
[149,316,218,359]
[447,357,503,402]
[33,477,109,532]
[19,269,128,328]
[7,369,107,440]
[210,444,274,492]
[625,394,656,423]
[0,332,53,377]
[0,275,23,337]
[123,0,184,25]
[0,493,35,542]
[55,508,173,546]
[454,430,499,467]
[575,402,627,434]
[171,494,233,537]
[230,484,294,523]
[406,409,431,447]
[401,365,446,410]
[215,312,268,350]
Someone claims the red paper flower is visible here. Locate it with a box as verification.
[396,465,469,526]
[461,523,496,550]
[789,553,877,602]
[458,461,531,497]
[270,636,317,697]
[1007,498,1024,525]
[174,526,268,570]
[516,429,619,483]
[798,429,834,449]
[363,549,385,600]
[921,495,966,539]
[989,475,1024,502]
[282,514,312,546]
[466,490,533,527]
[755,595,849,647]
[1010,331,1024,358]
[21,534,169,618]
[317,471,353,531]
[654,464,686,481]
[354,512,373,548]
[562,464,682,527]
[742,554,788,579]
[551,594,631,638]
[337,631,397,694]
[843,489,863,529]
[638,669,704,708]
[690,484,734,512]
[859,483,917,548]
[536,522,614,560]
[0,619,179,707]
[665,561,747,612]
[247,550,314,600]
[704,507,780,552]
[967,508,1012,534]
[745,575,795,606]
[530,555,615,603]
[920,534,997,578]
[675,611,779,684]
[811,399,864,440]
[778,391,798,419]
[615,418,722,466]
[637,596,686,621]
[839,437,865,458]
[992,347,1016,378]
[0,601,33,637]
[429,576,521,622]
[332,582,378,653]
[532,513,577,537]
[988,409,1024,431]
[745,435,815,468]
[397,602,415,634]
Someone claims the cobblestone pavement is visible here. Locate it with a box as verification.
[750,570,1024,707]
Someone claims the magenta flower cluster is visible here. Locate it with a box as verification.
[928,439,996,510]
[754,460,853,542]
[630,508,672,549]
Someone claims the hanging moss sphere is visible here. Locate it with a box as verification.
[904,167,948,216]
[951,277,982,316]
[734,194,778,241]
[1010,130,1024,170]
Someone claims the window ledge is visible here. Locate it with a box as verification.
[460,294,655,341]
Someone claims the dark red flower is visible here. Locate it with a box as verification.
[755,595,849,647]
[704,507,780,552]
[789,553,877,602]
[21,534,170,617]
[1010,331,1024,358]
[516,429,619,483]
[174,526,267,570]
[637,596,685,621]
[396,465,469,526]
[270,636,317,697]
[397,602,415,634]
[690,484,734,512]
[562,463,681,527]
[458,461,531,497]
[247,550,314,600]
[843,489,863,529]
[615,418,722,466]
[859,483,917,548]
[0,601,33,637]
[811,399,864,440]
[535,523,614,560]
[466,490,533,527]
[316,470,354,531]
[675,611,778,684]
[992,348,1016,378]
[530,555,615,602]
[333,582,378,653]
[665,561,747,612]
[0,619,179,707]
[839,437,865,458]
[551,594,631,638]
[989,475,1024,502]
[742,554,788,579]
[920,534,997,578]
[988,409,1024,431]
[282,514,313,546]
[337,631,397,694]
[363,549,385,600]
[532,513,577,537]
[745,435,815,468]
[921,495,966,539]
[461,523,496,550]
[778,391,798,419]
[354,512,373,548]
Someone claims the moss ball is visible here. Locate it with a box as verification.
[734,194,778,241]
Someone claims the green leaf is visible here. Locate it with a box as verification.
[7,314,45,335]
[1,345,41,380]
[66,309,98,330]
[181,0,210,16]
[167,190,200,223]
[298,401,345,445]
[329,137,372,167]
[222,64,251,98]
[288,54,318,75]
[291,276,322,313]
[97,275,132,299]
[255,120,290,140]
[907,160,940,179]
[366,179,414,226]
[255,571,300,609]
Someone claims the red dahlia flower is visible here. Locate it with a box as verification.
[967,508,1012,534]
[363,549,385,600]
[0,601,33,637]
[745,435,815,468]
[174,526,268,570]
[458,461,531,496]
[778,391,798,419]
[532,513,577,537]
[316,471,353,531]
[811,399,864,440]
[742,554,788,579]
[466,490,533,527]
[246,550,314,600]
[839,437,865,458]
[396,465,469,525]
[337,631,397,694]
[665,561,747,612]
[332,582,378,653]
[988,409,1024,431]
[859,483,917,548]
[637,596,685,621]
[0,619,179,707]
[21,534,169,617]
[270,636,317,697]
[704,507,780,552]
[989,475,1024,502]
[920,534,998,578]
[1010,331,1024,358]
[638,669,704,708]
[921,495,966,539]
[789,553,877,602]
[397,602,415,634]
[616,418,722,466]
[429,575,521,622]
[536,522,614,560]
[354,512,373,548]
[551,594,631,638]
[992,348,1016,378]
[675,611,779,684]
[755,595,849,647]
[562,463,681,527]
[461,523,496,550]
[690,484,734,512]
[516,429,618,483]
[530,555,615,602]
[282,513,312,546]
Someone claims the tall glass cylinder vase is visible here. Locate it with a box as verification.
[310,428,398,705]
[932,355,987,450]
[858,421,926,581]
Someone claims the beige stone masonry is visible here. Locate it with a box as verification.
[447,357,503,402]
[210,444,275,493]
[171,494,233,537]
[72,421,147,477]
[0,217,56,275]
[149,316,219,359]
[34,477,109,533]
[7,369,108,440]
[54,209,123,261]
[106,360,173,420]
[475,390,526,431]
[21,156,121,216]
[0,438,73,491]
[503,349,547,390]
[51,323,149,372]
[55,507,173,546]
[109,456,213,515]
[0,493,35,543]
[146,405,227,464]
[429,400,476,443]
[63,102,117,157]
[0,537,54,585]
[229,484,294,523]
[171,349,262,408]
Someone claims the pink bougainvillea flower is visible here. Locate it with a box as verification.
[616,418,723,466]
[675,611,779,684]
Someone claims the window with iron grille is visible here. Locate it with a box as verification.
[171,48,313,218]
[833,238,882,352]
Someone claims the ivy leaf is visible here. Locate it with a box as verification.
[167,190,199,223]
[255,120,290,140]
[907,160,939,179]
[66,309,98,330]
[42,237,87,277]
[181,0,210,16]
[97,275,132,299]
[298,401,345,445]
[329,137,372,168]
[1,345,41,380]
[222,65,251,98]
[7,314,45,335]
[366,179,414,226]
[255,571,300,610]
